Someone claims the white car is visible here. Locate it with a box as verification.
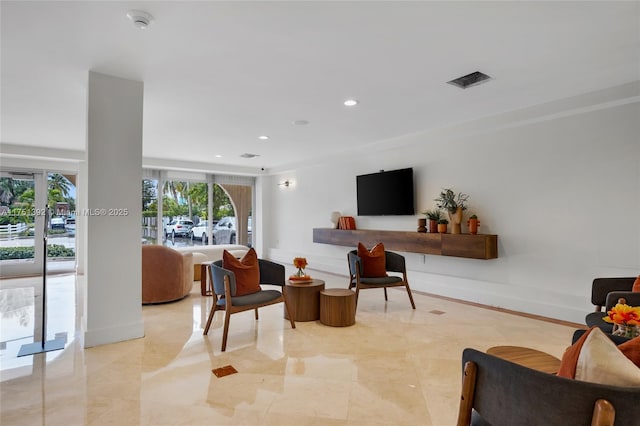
[50,216,65,229]
[190,220,210,242]
[164,219,194,238]
[212,216,252,245]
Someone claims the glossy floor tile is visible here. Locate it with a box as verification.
[1,269,579,425]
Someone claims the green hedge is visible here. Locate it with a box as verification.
[0,244,75,260]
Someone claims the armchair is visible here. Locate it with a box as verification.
[457,348,640,426]
[203,259,295,352]
[347,249,416,310]
[585,277,640,334]
[141,245,193,304]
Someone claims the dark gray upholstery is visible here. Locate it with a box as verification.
[459,348,640,426]
[347,249,416,310]
[591,277,636,307]
[585,277,639,336]
[204,258,295,351]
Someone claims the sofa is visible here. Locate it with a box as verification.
[142,245,194,304]
[175,244,249,281]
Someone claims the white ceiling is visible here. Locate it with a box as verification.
[1,1,639,173]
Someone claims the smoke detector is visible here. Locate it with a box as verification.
[126,10,153,30]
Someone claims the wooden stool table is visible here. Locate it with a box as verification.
[284,279,325,321]
[320,288,356,327]
[487,346,561,374]
[200,261,214,296]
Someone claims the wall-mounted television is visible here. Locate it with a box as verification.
[356,167,415,216]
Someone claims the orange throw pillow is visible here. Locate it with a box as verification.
[222,248,261,296]
[557,328,592,379]
[618,335,640,368]
[357,242,387,278]
[632,275,640,292]
[558,327,640,380]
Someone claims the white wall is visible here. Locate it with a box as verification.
[263,84,640,323]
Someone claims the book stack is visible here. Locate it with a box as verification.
[338,216,356,230]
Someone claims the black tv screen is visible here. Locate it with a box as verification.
[357,168,415,216]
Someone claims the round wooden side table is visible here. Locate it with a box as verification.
[486,346,561,374]
[319,288,356,327]
[284,279,325,321]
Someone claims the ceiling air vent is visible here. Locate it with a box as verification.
[447,71,492,89]
[240,153,260,159]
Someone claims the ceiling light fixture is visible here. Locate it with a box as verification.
[258,135,269,140]
[343,99,359,107]
[126,10,154,30]
[215,154,222,158]
[278,180,292,187]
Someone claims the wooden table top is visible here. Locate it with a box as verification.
[486,346,562,374]
[286,278,325,288]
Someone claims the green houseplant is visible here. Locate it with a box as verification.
[422,209,442,233]
[434,188,469,234]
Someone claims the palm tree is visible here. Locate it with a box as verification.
[48,174,71,198]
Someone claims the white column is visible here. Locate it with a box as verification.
[84,71,144,347]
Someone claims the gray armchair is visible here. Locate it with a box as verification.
[203,259,295,351]
[457,348,640,426]
[585,277,640,335]
[347,249,416,311]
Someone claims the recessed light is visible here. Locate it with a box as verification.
[126,10,153,30]
[343,99,359,107]
[258,135,269,140]
[215,154,222,158]
[240,153,260,159]
[292,120,309,126]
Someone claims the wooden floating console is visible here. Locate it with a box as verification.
[312,228,498,260]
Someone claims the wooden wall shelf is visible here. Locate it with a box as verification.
[312,228,498,260]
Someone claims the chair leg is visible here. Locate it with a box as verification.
[283,300,296,329]
[405,283,416,309]
[221,310,232,352]
[384,287,388,301]
[203,303,220,335]
[255,308,259,320]
[354,285,361,310]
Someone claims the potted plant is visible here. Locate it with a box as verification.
[437,218,449,234]
[422,209,442,233]
[434,188,469,234]
[467,214,480,235]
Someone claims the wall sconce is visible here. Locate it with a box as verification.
[278,180,292,187]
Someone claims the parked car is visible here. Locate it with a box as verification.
[212,216,252,245]
[190,220,210,242]
[50,216,65,229]
[164,219,194,238]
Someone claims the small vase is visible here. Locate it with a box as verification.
[417,218,427,233]
[467,218,479,235]
[437,223,448,234]
[448,207,463,234]
[612,323,640,339]
[428,219,438,233]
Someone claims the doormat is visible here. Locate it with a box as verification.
[212,365,238,378]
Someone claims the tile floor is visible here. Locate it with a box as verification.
[1,269,579,425]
